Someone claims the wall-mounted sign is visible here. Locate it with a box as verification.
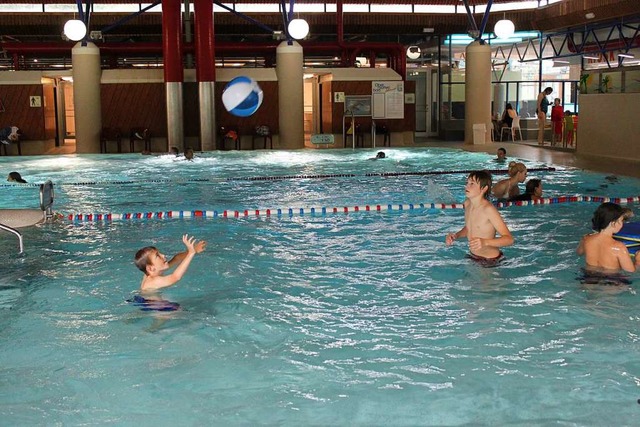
[30,96,41,107]
[372,81,404,119]
[334,92,345,103]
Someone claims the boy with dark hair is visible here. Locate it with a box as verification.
[445,170,514,265]
[577,203,637,272]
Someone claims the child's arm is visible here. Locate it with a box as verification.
[576,236,586,256]
[446,226,468,245]
[616,242,636,273]
[168,239,206,268]
[142,235,200,291]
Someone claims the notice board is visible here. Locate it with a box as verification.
[372,81,404,119]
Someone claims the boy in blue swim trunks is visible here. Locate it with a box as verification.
[445,170,514,265]
[134,234,207,292]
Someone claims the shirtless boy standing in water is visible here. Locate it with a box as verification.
[445,170,514,264]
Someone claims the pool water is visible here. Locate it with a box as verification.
[1,148,639,425]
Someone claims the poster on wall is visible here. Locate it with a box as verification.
[372,81,404,119]
[344,95,372,116]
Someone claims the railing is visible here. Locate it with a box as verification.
[343,109,355,149]
[0,223,24,254]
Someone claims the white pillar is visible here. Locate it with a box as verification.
[72,42,102,153]
[199,82,215,151]
[464,41,492,145]
[166,83,184,151]
[276,41,304,149]
[493,83,505,118]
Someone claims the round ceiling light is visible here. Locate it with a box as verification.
[288,19,310,40]
[64,19,87,41]
[494,19,515,40]
[406,46,421,60]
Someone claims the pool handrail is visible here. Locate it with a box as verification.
[0,223,23,254]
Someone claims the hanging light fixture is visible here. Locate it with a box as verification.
[406,46,421,60]
[288,19,310,40]
[64,19,87,41]
[494,17,515,40]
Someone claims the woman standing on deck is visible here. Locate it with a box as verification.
[536,87,553,146]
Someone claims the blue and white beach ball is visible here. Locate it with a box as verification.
[222,76,264,117]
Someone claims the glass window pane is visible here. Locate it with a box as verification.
[625,70,640,93]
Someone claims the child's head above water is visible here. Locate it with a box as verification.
[467,170,492,200]
[134,246,159,274]
[591,202,633,231]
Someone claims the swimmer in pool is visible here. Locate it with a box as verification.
[495,147,507,162]
[445,170,514,265]
[369,151,386,160]
[134,234,207,292]
[577,202,638,273]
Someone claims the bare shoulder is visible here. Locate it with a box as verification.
[613,239,630,252]
[140,275,160,291]
[480,198,499,214]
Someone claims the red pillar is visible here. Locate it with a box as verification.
[194,0,215,83]
[194,0,216,150]
[162,0,184,150]
[162,0,183,83]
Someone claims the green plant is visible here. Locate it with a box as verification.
[600,74,611,93]
[579,74,590,94]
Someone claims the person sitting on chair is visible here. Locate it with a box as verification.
[500,104,518,129]
[0,126,19,145]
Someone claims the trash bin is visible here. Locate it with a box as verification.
[473,123,486,145]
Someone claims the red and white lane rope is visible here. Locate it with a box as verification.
[61,195,640,222]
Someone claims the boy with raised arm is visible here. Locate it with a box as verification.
[445,170,514,265]
[134,234,207,292]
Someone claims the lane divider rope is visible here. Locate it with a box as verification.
[61,195,640,222]
[0,167,557,188]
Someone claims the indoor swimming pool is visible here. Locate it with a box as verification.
[1,148,639,425]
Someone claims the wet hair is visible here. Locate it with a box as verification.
[376,151,386,159]
[170,146,179,155]
[525,178,541,194]
[507,161,526,177]
[505,103,513,110]
[7,171,26,183]
[497,147,506,156]
[544,87,554,94]
[134,246,157,273]
[468,170,492,200]
[591,202,632,232]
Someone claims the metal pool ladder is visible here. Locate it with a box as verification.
[0,180,55,254]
